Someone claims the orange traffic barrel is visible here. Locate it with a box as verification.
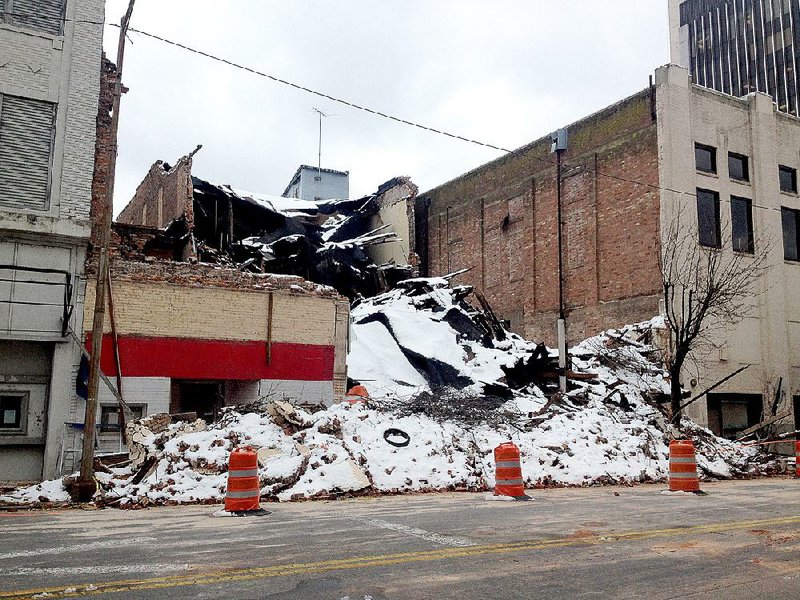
[225,447,261,512]
[795,440,800,478]
[669,440,701,493]
[494,442,529,500]
[346,385,370,404]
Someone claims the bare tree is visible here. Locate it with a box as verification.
[660,210,769,426]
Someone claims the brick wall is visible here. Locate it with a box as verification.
[90,55,117,247]
[117,156,194,230]
[417,89,663,345]
[84,258,344,341]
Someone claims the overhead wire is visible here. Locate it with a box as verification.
[9,11,796,216]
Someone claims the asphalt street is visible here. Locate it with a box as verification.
[1,479,800,599]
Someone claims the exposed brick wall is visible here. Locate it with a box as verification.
[117,156,194,230]
[84,276,342,345]
[90,54,117,247]
[417,89,662,345]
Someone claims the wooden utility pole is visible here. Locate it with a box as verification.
[77,0,136,499]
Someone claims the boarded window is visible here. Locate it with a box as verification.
[731,196,754,254]
[0,95,56,212]
[782,206,800,261]
[2,0,65,36]
[696,188,721,248]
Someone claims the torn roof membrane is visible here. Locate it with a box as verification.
[189,174,413,299]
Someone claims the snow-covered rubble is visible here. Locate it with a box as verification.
[0,281,779,507]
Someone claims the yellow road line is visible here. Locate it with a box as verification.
[2,514,799,599]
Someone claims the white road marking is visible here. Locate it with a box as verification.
[358,518,475,547]
[0,537,156,560]
[0,564,190,577]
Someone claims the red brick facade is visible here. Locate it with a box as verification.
[117,156,194,232]
[417,89,663,345]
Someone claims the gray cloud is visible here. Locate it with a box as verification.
[103,0,669,213]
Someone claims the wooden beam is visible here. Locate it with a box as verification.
[736,408,793,440]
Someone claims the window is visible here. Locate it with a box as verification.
[100,404,145,432]
[0,0,65,36]
[782,207,800,261]
[731,196,754,253]
[779,165,797,193]
[697,189,721,248]
[0,394,26,434]
[695,143,717,174]
[0,95,57,211]
[728,153,749,182]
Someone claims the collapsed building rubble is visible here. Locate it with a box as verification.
[115,153,419,299]
[1,281,782,507]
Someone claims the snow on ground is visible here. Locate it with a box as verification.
[0,284,778,507]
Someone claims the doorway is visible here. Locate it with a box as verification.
[170,380,223,422]
[706,393,762,439]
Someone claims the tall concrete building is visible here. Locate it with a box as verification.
[0,0,105,483]
[417,64,800,440]
[669,0,800,115]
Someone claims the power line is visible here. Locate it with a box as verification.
[10,12,796,216]
[111,24,794,217]
[124,25,513,154]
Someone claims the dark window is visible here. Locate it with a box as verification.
[695,143,717,173]
[100,404,144,433]
[779,165,797,193]
[731,196,754,253]
[782,206,800,261]
[0,395,23,431]
[697,189,721,248]
[728,153,749,182]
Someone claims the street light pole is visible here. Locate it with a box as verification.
[551,129,568,394]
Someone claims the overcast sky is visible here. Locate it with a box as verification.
[102,1,670,214]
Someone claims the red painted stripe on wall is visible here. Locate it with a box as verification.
[86,335,335,381]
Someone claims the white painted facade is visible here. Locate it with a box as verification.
[0,0,105,482]
[656,64,800,435]
[282,165,349,201]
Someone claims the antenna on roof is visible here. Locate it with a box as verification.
[312,107,328,173]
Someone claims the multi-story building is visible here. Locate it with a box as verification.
[669,0,800,115]
[0,0,105,483]
[416,63,800,440]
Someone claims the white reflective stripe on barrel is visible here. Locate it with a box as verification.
[669,472,698,479]
[225,490,260,498]
[496,478,524,485]
[228,469,259,478]
[495,461,521,469]
[669,457,697,464]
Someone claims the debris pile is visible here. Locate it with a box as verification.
[348,276,559,399]
[191,178,414,299]
[0,281,781,507]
